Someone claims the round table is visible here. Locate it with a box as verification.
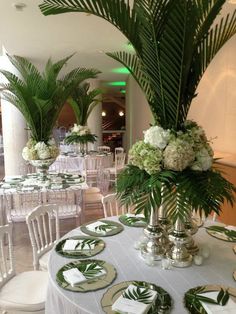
[46,218,236,314]
[51,153,113,174]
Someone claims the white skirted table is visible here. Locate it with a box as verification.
[45,218,236,314]
[50,153,113,174]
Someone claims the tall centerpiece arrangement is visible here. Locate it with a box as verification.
[40,1,236,266]
[0,54,100,179]
[64,82,102,154]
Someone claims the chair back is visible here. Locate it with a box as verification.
[98,146,110,153]
[5,190,42,222]
[115,153,126,168]
[97,169,110,194]
[46,189,82,219]
[26,204,60,270]
[102,193,129,217]
[115,147,124,155]
[0,224,15,288]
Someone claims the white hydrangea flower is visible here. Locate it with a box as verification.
[72,124,80,133]
[191,148,213,171]
[144,126,170,149]
[22,147,30,161]
[163,139,195,171]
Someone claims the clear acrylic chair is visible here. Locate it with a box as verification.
[82,155,103,187]
[97,145,111,153]
[26,204,60,271]
[46,189,82,222]
[115,147,124,155]
[106,152,126,184]
[102,193,129,217]
[0,224,48,313]
[5,190,43,222]
[97,169,110,195]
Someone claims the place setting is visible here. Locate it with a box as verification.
[55,236,105,259]
[119,213,147,228]
[56,259,117,292]
[206,225,236,242]
[184,284,236,314]
[101,280,172,314]
[80,220,124,237]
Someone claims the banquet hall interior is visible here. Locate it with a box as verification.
[0,1,236,314]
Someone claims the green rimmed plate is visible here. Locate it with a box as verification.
[206,225,236,242]
[55,236,105,258]
[184,285,236,314]
[101,280,172,314]
[119,214,147,228]
[80,220,124,237]
[56,259,117,292]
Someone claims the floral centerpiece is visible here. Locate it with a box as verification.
[40,1,236,265]
[0,54,100,177]
[22,138,59,161]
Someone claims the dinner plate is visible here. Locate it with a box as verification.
[56,259,117,292]
[55,236,105,258]
[101,280,172,313]
[80,220,124,237]
[184,284,236,314]
[119,214,147,228]
[206,225,236,242]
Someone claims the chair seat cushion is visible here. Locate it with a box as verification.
[85,187,101,194]
[39,250,51,271]
[0,271,48,311]
[106,166,124,174]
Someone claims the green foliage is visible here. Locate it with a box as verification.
[123,286,153,304]
[0,54,100,142]
[116,165,236,222]
[185,286,230,314]
[206,225,236,241]
[64,133,97,144]
[68,82,102,125]
[39,0,236,129]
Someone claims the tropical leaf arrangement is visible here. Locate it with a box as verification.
[0,54,100,143]
[39,0,236,221]
[123,286,153,304]
[68,82,102,126]
[184,286,230,314]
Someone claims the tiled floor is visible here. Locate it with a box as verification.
[0,157,105,273]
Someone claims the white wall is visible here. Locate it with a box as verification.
[188,35,236,154]
[125,76,153,151]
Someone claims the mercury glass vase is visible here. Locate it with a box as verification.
[141,207,168,261]
[29,158,56,181]
[166,217,192,267]
[185,211,199,255]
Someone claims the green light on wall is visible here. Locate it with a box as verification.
[112,67,130,74]
[107,81,126,87]
[120,89,126,94]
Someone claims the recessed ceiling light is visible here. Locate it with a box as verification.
[12,2,26,11]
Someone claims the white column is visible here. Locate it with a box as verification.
[87,79,102,149]
[0,53,28,176]
[125,75,153,151]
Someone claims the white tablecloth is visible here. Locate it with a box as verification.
[50,154,113,174]
[46,218,236,314]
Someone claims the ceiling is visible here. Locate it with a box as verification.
[0,0,235,86]
[0,0,131,86]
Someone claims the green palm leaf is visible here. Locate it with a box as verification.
[0,55,100,142]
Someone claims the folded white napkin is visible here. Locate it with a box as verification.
[126,213,145,218]
[23,179,37,186]
[63,239,95,251]
[1,183,11,189]
[63,268,87,287]
[4,176,21,182]
[225,225,236,232]
[199,291,236,313]
[50,184,63,190]
[112,284,157,314]
[22,187,34,191]
[86,221,114,234]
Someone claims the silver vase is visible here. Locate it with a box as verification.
[185,211,199,255]
[29,158,56,181]
[141,207,167,261]
[167,217,192,267]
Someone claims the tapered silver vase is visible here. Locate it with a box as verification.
[141,208,168,261]
[167,217,192,267]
